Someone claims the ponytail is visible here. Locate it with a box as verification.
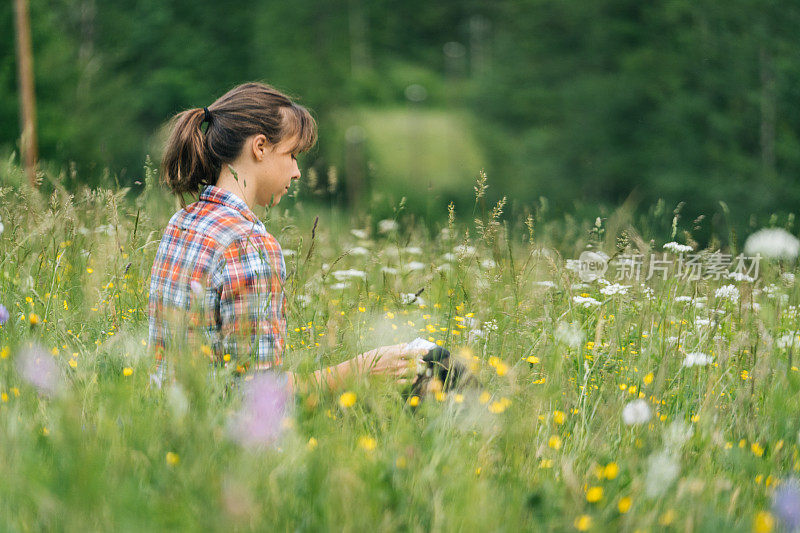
[159,82,317,205]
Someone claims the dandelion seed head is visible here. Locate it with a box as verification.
[622,399,651,425]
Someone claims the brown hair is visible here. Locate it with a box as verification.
[160,81,317,204]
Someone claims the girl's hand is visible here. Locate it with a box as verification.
[358,343,427,378]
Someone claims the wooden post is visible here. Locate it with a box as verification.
[14,0,39,188]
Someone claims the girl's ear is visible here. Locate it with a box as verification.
[251,134,269,161]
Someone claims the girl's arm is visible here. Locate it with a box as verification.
[281,343,427,396]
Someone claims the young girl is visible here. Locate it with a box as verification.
[147,81,424,393]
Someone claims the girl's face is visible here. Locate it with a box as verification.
[252,134,301,208]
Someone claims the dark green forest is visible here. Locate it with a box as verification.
[3,0,800,236]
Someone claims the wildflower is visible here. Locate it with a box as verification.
[683,352,712,368]
[776,333,799,350]
[339,391,357,408]
[358,435,377,451]
[728,272,755,282]
[548,435,562,450]
[380,266,398,275]
[166,452,180,466]
[190,280,203,295]
[378,219,398,233]
[0,217,3,234]
[0,304,8,325]
[123,367,133,377]
[454,244,476,258]
[645,451,679,497]
[332,269,367,281]
[480,258,497,269]
[553,410,566,425]
[663,242,693,253]
[599,283,630,296]
[400,293,426,306]
[622,399,651,425]
[533,280,556,288]
[574,515,591,531]
[347,246,370,256]
[555,321,585,348]
[753,511,775,533]
[745,228,800,260]
[408,395,420,407]
[350,228,369,240]
[643,372,654,385]
[586,486,603,503]
[404,246,423,255]
[782,272,796,286]
[403,261,426,272]
[618,496,632,513]
[573,295,601,308]
[307,437,318,450]
[16,343,63,396]
[330,282,350,290]
[229,373,291,448]
[603,462,619,480]
[751,442,765,457]
[772,478,800,531]
[29,313,40,325]
[715,284,740,303]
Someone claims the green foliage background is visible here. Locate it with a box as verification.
[2,0,800,237]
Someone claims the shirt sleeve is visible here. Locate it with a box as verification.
[210,235,287,368]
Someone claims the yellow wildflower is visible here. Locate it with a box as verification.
[548,435,562,450]
[586,486,603,503]
[574,515,591,531]
[618,496,632,513]
[166,452,180,466]
[753,511,774,533]
[122,367,133,377]
[338,391,357,408]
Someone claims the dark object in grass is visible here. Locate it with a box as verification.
[404,347,480,404]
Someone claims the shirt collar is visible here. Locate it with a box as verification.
[199,185,262,225]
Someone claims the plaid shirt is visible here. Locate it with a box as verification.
[147,185,286,376]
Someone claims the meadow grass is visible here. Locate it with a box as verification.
[0,171,798,532]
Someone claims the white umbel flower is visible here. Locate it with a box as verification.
[599,283,630,296]
[622,399,651,425]
[744,228,800,260]
[573,295,601,308]
[683,352,712,367]
[555,321,585,348]
[332,269,366,281]
[714,284,740,303]
[378,219,398,233]
[663,242,693,253]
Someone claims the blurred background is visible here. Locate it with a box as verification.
[2,0,800,239]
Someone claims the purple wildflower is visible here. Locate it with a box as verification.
[16,343,63,396]
[0,304,8,325]
[190,280,203,296]
[773,479,800,532]
[229,373,291,448]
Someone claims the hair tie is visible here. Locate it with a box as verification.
[201,107,212,125]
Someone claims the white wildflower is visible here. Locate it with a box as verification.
[715,284,740,303]
[599,283,630,296]
[570,283,590,290]
[483,319,499,331]
[782,272,796,286]
[296,294,311,307]
[350,228,369,240]
[403,246,423,255]
[645,451,680,498]
[400,293,426,306]
[622,399,651,425]
[436,264,452,273]
[565,259,581,273]
[480,258,497,269]
[694,317,713,328]
[674,296,693,303]
[347,246,370,256]
[380,266,398,275]
[378,219,398,233]
[663,242,693,254]
[454,244,476,258]
[330,282,350,290]
[744,228,800,260]
[533,281,556,288]
[664,419,694,449]
[0,217,3,235]
[441,253,456,262]
[641,285,655,300]
[573,295,601,308]
[555,321,585,349]
[777,333,800,350]
[403,261,426,272]
[727,272,754,282]
[683,352,712,367]
[332,269,366,281]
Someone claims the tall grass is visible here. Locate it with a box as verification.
[0,167,798,531]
